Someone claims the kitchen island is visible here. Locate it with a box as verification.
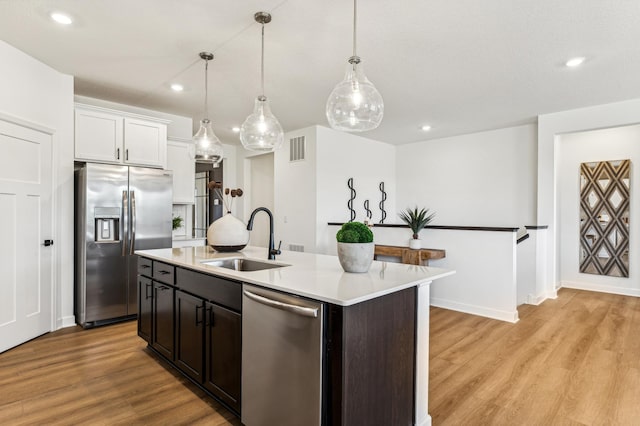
[136,246,454,426]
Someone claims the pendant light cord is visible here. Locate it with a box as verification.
[204,58,209,119]
[261,23,265,97]
[352,0,357,58]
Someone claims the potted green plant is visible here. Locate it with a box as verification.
[398,207,435,249]
[336,221,375,273]
[172,216,184,231]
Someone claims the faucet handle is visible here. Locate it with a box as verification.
[271,240,282,256]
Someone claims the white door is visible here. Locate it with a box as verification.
[0,119,53,353]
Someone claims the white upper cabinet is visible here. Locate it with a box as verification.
[74,103,169,169]
[166,138,195,204]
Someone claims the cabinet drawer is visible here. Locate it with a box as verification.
[138,257,153,277]
[176,267,241,312]
[153,261,176,285]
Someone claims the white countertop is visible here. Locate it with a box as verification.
[136,246,455,306]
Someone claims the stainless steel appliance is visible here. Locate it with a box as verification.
[242,284,324,426]
[75,163,172,327]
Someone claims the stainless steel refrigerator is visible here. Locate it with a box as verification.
[75,163,173,328]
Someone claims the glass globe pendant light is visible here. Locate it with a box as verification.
[240,12,284,152]
[194,52,224,164]
[326,0,384,132]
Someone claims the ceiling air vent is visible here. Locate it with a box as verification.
[289,136,305,162]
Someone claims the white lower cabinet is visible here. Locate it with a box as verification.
[74,103,169,169]
[167,138,195,204]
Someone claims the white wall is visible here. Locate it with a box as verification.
[373,226,519,322]
[274,126,318,253]
[0,41,74,328]
[557,125,640,296]
[538,98,640,300]
[274,126,317,253]
[316,126,396,254]
[396,124,537,227]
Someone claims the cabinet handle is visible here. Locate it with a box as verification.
[116,148,120,160]
[158,270,171,275]
[140,264,150,269]
[158,285,170,291]
[125,149,129,161]
[195,305,204,326]
[145,282,152,299]
[206,307,213,327]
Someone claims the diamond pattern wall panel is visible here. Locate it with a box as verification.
[579,159,630,277]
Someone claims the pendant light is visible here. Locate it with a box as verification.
[326,0,384,132]
[194,52,224,165]
[240,12,284,152]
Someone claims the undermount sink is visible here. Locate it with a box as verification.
[202,258,289,272]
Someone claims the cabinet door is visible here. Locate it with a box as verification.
[75,108,123,163]
[204,302,241,413]
[167,139,195,204]
[137,275,153,343]
[175,290,205,382]
[124,118,166,168]
[151,281,174,360]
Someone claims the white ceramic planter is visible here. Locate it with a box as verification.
[337,242,375,273]
[207,213,250,252]
[409,238,421,250]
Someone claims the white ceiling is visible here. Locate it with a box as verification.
[1,0,640,145]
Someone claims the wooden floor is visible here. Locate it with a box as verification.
[430,288,640,425]
[0,288,638,425]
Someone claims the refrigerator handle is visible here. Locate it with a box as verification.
[130,190,136,255]
[122,190,128,257]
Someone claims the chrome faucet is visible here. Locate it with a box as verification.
[246,207,281,260]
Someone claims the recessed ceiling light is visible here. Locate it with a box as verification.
[565,57,585,68]
[170,84,184,92]
[421,125,432,131]
[50,12,73,25]
[232,127,240,133]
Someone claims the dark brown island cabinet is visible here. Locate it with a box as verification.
[137,256,418,425]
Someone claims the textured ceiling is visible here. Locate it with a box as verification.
[1,0,640,145]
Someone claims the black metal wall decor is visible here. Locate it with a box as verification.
[364,200,372,221]
[379,181,387,224]
[347,177,356,222]
[579,159,630,277]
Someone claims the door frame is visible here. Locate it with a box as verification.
[0,110,57,333]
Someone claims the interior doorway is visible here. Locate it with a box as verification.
[247,154,274,248]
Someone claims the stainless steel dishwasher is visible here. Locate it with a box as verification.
[242,284,324,426]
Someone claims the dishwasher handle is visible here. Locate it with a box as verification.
[243,290,318,318]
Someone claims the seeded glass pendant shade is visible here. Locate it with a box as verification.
[240,12,284,152]
[194,52,223,165]
[326,0,384,132]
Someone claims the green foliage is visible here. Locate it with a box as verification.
[398,207,435,238]
[172,216,183,230]
[336,221,374,243]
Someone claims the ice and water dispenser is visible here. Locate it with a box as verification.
[94,207,120,242]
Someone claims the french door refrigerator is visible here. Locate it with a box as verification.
[75,163,172,328]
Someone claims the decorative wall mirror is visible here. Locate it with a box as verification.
[579,159,630,277]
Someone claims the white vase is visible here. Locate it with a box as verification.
[207,213,250,252]
[337,242,375,273]
[409,238,421,250]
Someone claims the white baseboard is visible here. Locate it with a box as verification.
[57,315,76,329]
[416,414,432,426]
[560,281,640,298]
[430,297,519,323]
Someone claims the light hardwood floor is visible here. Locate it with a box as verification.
[0,288,638,425]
